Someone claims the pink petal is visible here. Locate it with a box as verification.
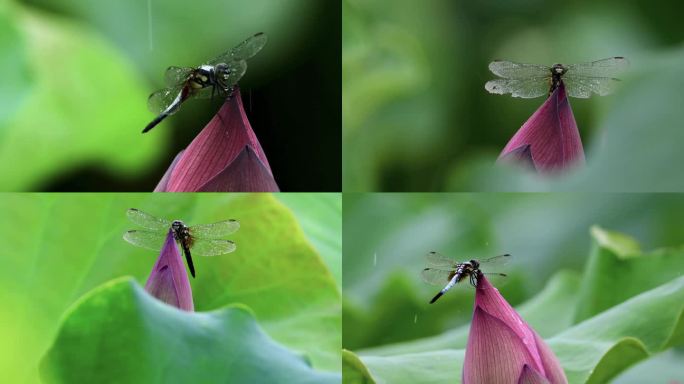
[498,84,584,172]
[463,307,538,384]
[474,276,544,374]
[164,88,273,192]
[518,365,551,384]
[153,150,184,192]
[144,229,194,311]
[533,332,568,384]
[197,145,279,191]
[499,144,536,171]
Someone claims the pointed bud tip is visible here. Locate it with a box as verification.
[499,83,584,174]
[144,229,194,311]
[464,276,567,383]
[159,88,276,192]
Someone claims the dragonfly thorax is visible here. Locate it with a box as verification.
[189,65,217,88]
[171,220,191,241]
[549,64,568,94]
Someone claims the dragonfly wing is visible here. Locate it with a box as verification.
[478,254,511,280]
[421,267,453,286]
[164,66,193,87]
[485,78,549,98]
[488,60,550,79]
[564,57,628,78]
[563,76,620,98]
[147,85,184,114]
[124,230,168,251]
[480,272,508,286]
[191,239,236,256]
[425,251,456,268]
[126,208,171,231]
[190,220,240,238]
[207,32,268,65]
[478,253,511,267]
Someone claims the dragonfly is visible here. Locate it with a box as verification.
[123,208,240,278]
[485,57,628,99]
[421,252,510,304]
[143,32,268,133]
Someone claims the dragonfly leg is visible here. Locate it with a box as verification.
[471,270,484,287]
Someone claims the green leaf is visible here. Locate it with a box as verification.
[190,194,341,371]
[0,193,340,383]
[344,272,439,351]
[342,349,375,384]
[0,7,164,190]
[550,276,684,383]
[588,226,641,258]
[612,349,684,383]
[40,277,339,384]
[575,225,684,322]
[277,194,342,287]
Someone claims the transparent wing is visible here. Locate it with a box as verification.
[478,253,511,267]
[488,60,550,79]
[207,32,268,65]
[126,208,171,232]
[147,85,184,114]
[123,230,167,251]
[421,267,453,286]
[562,76,620,98]
[222,60,248,87]
[485,78,549,98]
[191,239,236,256]
[425,251,456,268]
[164,66,193,86]
[190,220,240,238]
[564,57,628,78]
[478,254,511,279]
[479,272,508,286]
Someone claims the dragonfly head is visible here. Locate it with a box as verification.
[551,63,567,75]
[171,220,185,231]
[214,63,233,84]
[469,259,480,269]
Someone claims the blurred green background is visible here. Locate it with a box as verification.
[343,0,684,192]
[0,193,341,383]
[0,0,340,191]
[342,193,684,381]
